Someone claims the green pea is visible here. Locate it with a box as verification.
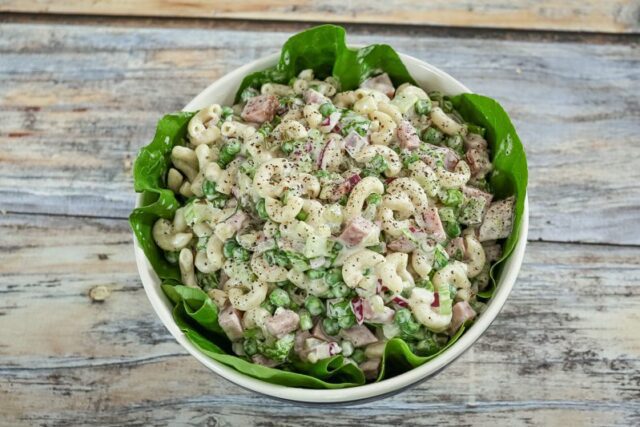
[445,221,461,238]
[256,198,269,220]
[260,300,275,315]
[422,127,444,144]
[306,269,326,280]
[304,295,324,316]
[394,308,413,325]
[324,268,343,286]
[269,288,290,307]
[445,134,464,155]
[296,210,309,221]
[402,153,420,167]
[239,160,256,178]
[366,193,382,205]
[351,348,366,364]
[331,282,350,298]
[232,246,250,262]
[428,91,444,104]
[281,141,294,155]
[339,195,348,206]
[202,180,217,199]
[223,239,237,258]
[221,106,234,119]
[299,309,313,331]
[414,98,432,115]
[370,154,388,174]
[338,315,356,329]
[442,189,463,207]
[414,337,440,356]
[322,317,340,336]
[442,99,453,113]
[319,102,336,117]
[243,338,258,356]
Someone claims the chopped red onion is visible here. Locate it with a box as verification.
[351,297,365,325]
[431,293,440,308]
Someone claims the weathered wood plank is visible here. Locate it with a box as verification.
[1,0,639,34]
[0,213,639,425]
[0,23,639,245]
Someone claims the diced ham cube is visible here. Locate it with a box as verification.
[462,185,493,207]
[447,301,477,335]
[387,237,417,253]
[466,148,492,177]
[340,325,378,347]
[218,305,244,341]
[303,88,330,105]
[359,358,382,380]
[265,309,300,339]
[339,216,375,247]
[225,210,247,233]
[241,94,279,124]
[420,144,459,171]
[464,133,488,150]
[422,207,447,243]
[397,120,421,150]
[252,354,281,368]
[478,197,515,242]
[304,339,342,363]
[361,73,395,98]
[294,330,313,359]
[344,131,368,158]
[446,237,466,259]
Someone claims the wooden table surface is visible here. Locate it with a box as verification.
[1,3,639,426]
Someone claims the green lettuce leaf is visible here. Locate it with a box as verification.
[450,94,528,297]
[129,112,195,281]
[131,24,527,389]
[235,24,415,102]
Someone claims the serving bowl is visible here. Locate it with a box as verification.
[133,50,529,404]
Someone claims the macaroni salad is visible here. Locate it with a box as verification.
[152,70,515,379]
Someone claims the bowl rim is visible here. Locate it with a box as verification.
[133,50,529,403]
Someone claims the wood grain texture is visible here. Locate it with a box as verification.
[1,0,639,34]
[0,213,639,425]
[0,23,639,244]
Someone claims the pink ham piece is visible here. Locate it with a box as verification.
[303,88,330,105]
[218,305,244,341]
[446,237,465,259]
[339,216,375,247]
[224,210,247,233]
[360,73,395,98]
[387,237,417,253]
[478,197,515,242]
[344,131,368,158]
[339,325,378,348]
[294,330,313,359]
[422,207,447,243]
[360,358,382,380]
[466,148,492,177]
[420,144,459,171]
[265,309,300,339]
[241,94,279,124]
[397,120,421,150]
[447,301,477,335]
[304,339,342,363]
[464,133,488,150]
[252,354,281,368]
[462,185,493,207]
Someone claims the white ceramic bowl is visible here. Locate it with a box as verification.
[134,50,529,404]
